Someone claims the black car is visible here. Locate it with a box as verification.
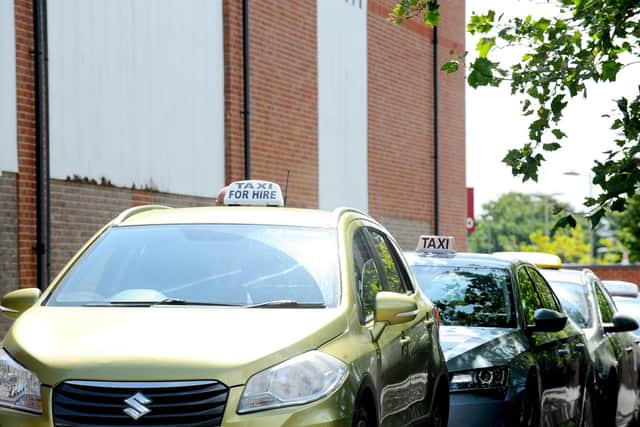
[541,269,640,427]
[406,241,593,427]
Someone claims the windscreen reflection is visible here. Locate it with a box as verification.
[412,266,516,328]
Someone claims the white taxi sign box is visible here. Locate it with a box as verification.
[416,235,455,255]
[223,180,284,207]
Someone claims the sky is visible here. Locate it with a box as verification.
[465,0,639,215]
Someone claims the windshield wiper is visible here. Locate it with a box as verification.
[246,300,326,309]
[152,298,241,307]
[83,299,241,307]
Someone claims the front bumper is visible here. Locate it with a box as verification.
[448,388,524,427]
[0,383,352,427]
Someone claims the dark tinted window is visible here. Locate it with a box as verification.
[518,267,541,326]
[547,280,593,328]
[411,266,516,328]
[528,268,560,311]
[593,279,615,323]
[47,225,339,307]
[366,229,406,294]
[353,229,380,318]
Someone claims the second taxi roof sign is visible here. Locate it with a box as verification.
[416,235,455,254]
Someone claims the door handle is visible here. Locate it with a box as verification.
[575,342,585,351]
[626,346,634,353]
[400,336,412,346]
[558,347,570,356]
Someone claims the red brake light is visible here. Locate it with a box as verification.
[433,307,441,326]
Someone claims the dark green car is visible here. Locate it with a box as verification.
[540,268,640,427]
[405,249,594,427]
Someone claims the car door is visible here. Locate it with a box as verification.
[528,266,586,424]
[361,227,431,426]
[593,277,639,424]
[517,265,578,426]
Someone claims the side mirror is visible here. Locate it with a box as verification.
[1,288,41,319]
[530,308,567,333]
[604,313,639,334]
[371,291,418,342]
[375,291,418,325]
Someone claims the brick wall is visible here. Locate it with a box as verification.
[223,0,318,208]
[15,0,38,289]
[222,0,245,185]
[0,172,18,337]
[367,0,466,250]
[378,216,430,250]
[580,265,640,286]
[11,0,467,292]
[437,0,467,250]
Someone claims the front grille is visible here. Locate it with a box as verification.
[53,380,228,427]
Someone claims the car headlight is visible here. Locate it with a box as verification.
[0,349,42,413]
[449,367,509,392]
[238,350,348,413]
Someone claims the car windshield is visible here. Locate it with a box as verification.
[46,224,339,308]
[546,280,593,328]
[410,265,516,328]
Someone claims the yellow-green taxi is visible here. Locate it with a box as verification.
[0,180,448,427]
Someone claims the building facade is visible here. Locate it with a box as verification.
[0,0,467,334]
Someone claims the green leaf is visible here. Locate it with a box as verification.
[441,60,459,73]
[550,214,577,235]
[601,60,622,82]
[551,129,567,139]
[422,0,440,27]
[468,58,498,88]
[550,95,567,118]
[543,142,561,151]
[590,209,606,228]
[476,37,495,58]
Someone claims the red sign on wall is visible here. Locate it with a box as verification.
[466,187,475,233]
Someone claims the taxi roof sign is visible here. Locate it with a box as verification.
[493,251,562,269]
[223,180,284,207]
[416,235,455,254]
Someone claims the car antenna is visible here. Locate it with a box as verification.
[284,169,290,206]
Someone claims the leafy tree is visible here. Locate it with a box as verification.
[520,228,590,264]
[613,193,640,262]
[390,0,640,226]
[469,192,573,253]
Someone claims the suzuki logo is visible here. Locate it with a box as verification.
[123,392,152,420]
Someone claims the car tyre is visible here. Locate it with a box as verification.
[520,379,541,427]
[352,405,373,427]
[429,397,447,427]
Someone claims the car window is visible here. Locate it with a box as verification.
[593,279,615,324]
[518,267,542,326]
[46,225,340,307]
[528,267,560,311]
[546,280,593,328]
[411,265,516,328]
[353,228,380,319]
[364,228,408,295]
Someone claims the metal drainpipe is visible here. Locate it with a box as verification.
[242,0,251,180]
[33,0,50,290]
[433,24,439,235]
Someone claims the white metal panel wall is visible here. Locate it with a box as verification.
[0,0,17,173]
[48,0,224,197]
[318,0,368,212]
